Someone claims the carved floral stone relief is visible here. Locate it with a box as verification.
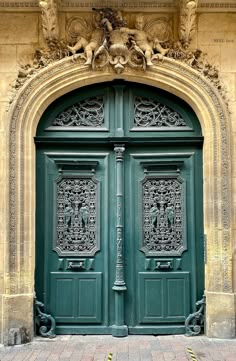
[10,0,226,100]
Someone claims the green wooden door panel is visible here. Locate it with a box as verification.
[166,277,189,318]
[138,272,190,324]
[52,276,74,319]
[35,82,204,335]
[50,273,102,323]
[139,277,164,320]
[36,149,110,332]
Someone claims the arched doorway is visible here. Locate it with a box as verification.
[35,81,204,336]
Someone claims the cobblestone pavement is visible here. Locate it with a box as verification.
[0,335,236,361]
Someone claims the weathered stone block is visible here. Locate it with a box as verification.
[198,14,236,32]
[0,14,39,44]
[221,74,236,102]
[199,45,220,68]
[198,31,236,46]
[221,44,236,72]
[17,45,35,65]
[0,104,9,131]
[0,46,17,73]
[0,73,17,102]
[2,294,34,346]
[206,291,236,338]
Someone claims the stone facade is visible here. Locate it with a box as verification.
[0,0,236,345]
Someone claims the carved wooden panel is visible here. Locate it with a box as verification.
[134,96,189,128]
[141,175,186,255]
[51,96,104,127]
[54,175,100,256]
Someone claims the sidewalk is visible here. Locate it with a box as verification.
[0,335,236,361]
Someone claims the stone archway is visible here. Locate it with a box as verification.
[3,57,234,344]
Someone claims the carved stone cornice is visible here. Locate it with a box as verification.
[1,1,236,11]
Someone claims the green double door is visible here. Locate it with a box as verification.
[35,83,204,336]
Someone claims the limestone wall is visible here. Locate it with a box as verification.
[0,6,236,344]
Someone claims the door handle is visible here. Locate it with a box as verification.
[155,260,173,270]
[67,260,85,270]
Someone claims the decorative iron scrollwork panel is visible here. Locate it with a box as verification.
[51,96,104,127]
[134,96,189,129]
[54,175,100,256]
[141,175,186,255]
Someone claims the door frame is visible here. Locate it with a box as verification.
[4,58,233,343]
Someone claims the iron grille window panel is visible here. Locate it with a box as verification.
[134,96,188,128]
[54,176,100,256]
[52,96,104,127]
[141,175,186,255]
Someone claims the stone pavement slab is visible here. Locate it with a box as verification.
[0,335,235,361]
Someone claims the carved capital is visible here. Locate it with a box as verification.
[114,144,125,162]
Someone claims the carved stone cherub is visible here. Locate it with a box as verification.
[67,24,104,65]
[121,14,153,65]
[121,14,168,66]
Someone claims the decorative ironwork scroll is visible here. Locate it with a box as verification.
[34,298,56,338]
[134,96,189,128]
[52,96,104,127]
[141,175,186,255]
[185,294,205,336]
[54,175,99,256]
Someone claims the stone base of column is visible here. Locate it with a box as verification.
[205,291,236,339]
[111,325,128,337]
[2,294,34,346]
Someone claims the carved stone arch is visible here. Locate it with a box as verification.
[5,57,233,343]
